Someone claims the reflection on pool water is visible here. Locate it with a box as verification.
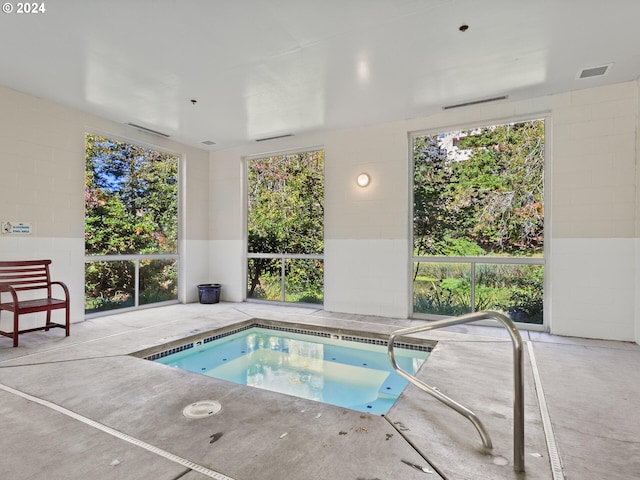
[156,327,429,415]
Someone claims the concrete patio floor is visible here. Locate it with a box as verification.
[0,302,638,479]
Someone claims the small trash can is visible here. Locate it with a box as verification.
[197,283,221,304]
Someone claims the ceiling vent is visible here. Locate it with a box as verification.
[578,64,611,79]
[442,95,508,110]
[201,140,216,146]
[126,123,171,138]
[255,134,293,142]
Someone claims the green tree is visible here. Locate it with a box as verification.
[413,120,544,256]
[452,121,544,254]
[85,135,178,255]
[413,135,456,256]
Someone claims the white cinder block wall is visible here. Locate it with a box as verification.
[0,85,210,329]
[211,81,640,343]
[550,83,637,341]
[1,79,639,344]
[323,125,410,318]
[208,147,245,302]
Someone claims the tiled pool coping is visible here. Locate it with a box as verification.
[131,318,435,362]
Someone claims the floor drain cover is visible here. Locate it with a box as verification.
[183,400,222,419]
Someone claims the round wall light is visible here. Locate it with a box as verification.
[357,173,370,187]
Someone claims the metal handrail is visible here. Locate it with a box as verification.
[388,310,525,473]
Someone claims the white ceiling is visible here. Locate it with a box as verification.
[1,0,639,150]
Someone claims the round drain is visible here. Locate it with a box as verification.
[182,400,222,419]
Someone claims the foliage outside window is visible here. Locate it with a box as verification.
[247,150,324,303]
[85,134,179,314]
[413,120,544,323]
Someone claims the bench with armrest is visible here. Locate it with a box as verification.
[0,259,70,347]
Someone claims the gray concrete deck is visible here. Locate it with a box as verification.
[0,302,638,479]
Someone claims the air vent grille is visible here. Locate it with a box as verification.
[126,123,170,138]
[255,134,293,142]
[578,65,610,79]
[443,95,508,110]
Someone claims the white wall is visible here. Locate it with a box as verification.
[323,125,410,318]
[211,81,640,342]
[207,148,245,302]
[549,83,637,341]
[179,133,212,303]
[0,85,210,328]
[2,78,638,343]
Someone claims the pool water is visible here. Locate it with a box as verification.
[155,327,428,415]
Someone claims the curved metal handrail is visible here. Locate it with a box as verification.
[388,310,525,473]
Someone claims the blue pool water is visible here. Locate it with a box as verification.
[155,327,428,415]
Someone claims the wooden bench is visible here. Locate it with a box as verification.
[0,259,70,347]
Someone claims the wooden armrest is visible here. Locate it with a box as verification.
[49,280,71,300]
[0,284,20,303]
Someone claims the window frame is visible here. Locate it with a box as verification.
[243,146,325,305]
[408,114,551,330]
[84,132,182,318]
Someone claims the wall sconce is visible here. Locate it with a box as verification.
[357,173,370,187]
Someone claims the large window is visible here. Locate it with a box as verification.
[84,134,179,315]
[246,149,324,304]
[412,120,545,324]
